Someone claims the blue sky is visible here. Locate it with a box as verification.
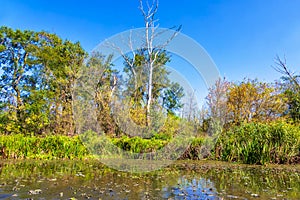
[1,0,300,83]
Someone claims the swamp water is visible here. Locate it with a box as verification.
[0,160,299,200]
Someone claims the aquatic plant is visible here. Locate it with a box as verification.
[216,121,300,164]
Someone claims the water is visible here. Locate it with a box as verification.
[0,160,299,199]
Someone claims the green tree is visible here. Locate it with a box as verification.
[87,52,119,135]
[0,26,86,135]
[35,33,86,135]
[162,82,184,115]
[0,26,44,134]
[122,49,184,126]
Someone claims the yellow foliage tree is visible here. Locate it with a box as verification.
[227,79,287,124]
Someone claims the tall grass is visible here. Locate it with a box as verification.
[1,120,299,165]
[0,134,89,159]
[216,121,300,164]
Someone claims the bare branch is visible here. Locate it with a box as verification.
[273,55,300,90]
[139,0,147,19]
[139,0,159,26]
[154,25,182,49]
[104,31,140,93]
[150,0,159,24]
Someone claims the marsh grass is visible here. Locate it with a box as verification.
[217,121,300,164]
[0,134,89,159]
[1,121,299,165]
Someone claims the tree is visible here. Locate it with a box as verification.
[108,0,182,127]
[273,56,300,122]
[34,32,86,135]
[162,82,184,115]
[181,90,198,121]
[122,49,176,126]
[206,77,230,127]
[138,0,181,125]
[227,79,286,124]
[85,52,119,135]
[0,26,86,135]
[0,26,44,134]
[205,77,231,135]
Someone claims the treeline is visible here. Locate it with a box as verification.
[203,58,300,164]
[206,65,299,128]
[1,25,300,164]
[0,26,184,136]
[0,26,299,134]
[1,0,299,164]
[0,26,86,135]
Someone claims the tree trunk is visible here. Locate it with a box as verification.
[146,61,153,126]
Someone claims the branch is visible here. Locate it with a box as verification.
[104,32,138,90]
[139,0,147,20]
[155,25,182,49]
[105,39,135,68]
[273,55,300,90]
[139,0,159,25]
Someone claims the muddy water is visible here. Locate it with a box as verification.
[0,160,299,199]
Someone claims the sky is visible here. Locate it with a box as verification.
[1,0,300,85]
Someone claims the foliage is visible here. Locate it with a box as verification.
[111,136,167,153]
[162,82,185,114]
[0,26,46,134]
[216,121,300,164]
[0,134,89,159]
[0,26,86,135]
[278,77,300,122]
[227,79,286,124]
[179,137,205,160]
[1,21,300,166]
[122,50,184,126]
[85,52,119,135]
[285,89,300,122]
[159,114,181,137]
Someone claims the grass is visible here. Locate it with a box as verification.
[0,134,89,159]
[1,120,299,165]
[216,121,300,164]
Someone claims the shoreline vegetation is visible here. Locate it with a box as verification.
[1,1,300,199]
[0,120,299,165]
[0,23,299,166]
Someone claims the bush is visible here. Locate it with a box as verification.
[111,136,168,153]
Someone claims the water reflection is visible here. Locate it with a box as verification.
[163,178,219,199]
[0,160,299,199]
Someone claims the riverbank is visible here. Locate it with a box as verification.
[1,121,299,165]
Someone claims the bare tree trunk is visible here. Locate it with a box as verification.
[106,0,181,127]
[146,61,153,125]
[139,0,181,126]
[140,0,159,126]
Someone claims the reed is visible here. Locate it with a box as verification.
[0,134,89,159]
[216,121,300,164]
